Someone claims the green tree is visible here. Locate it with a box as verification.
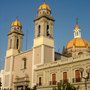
[57,82,76,90]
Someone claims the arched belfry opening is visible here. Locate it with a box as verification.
[38,25,41,37]
[47,25,50,36]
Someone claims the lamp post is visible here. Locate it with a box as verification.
[24,77,28,90]
[79,68,90,90]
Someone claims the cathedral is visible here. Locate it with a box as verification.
[1,2,90,90]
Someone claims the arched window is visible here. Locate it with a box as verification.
[75,70,80,82]
[9,39,12,49]
[38,25,41,37]
[47,25,49,36]
[63,72,68,83]
[52,73,56,85]
[16,39,19,49]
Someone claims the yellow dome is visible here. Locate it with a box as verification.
[66,38,89,49]
[11,19,22,27]
[38,3,51,11]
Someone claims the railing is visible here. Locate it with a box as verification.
[72,78,82,83]
[59,79,68,83]
[49,79,69,86]
[49,81,57,85]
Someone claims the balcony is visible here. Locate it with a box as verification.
[72,78,82,83]
[49,79,69,86]
[59,79,68,84]
[49,81,57,85]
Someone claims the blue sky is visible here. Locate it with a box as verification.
[0,0,90,69]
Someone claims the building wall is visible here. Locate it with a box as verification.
[3,56,14,89]
[34,46,41,65]
[44,45,53,63]
[35,53,90,90]
[12,49,33,89]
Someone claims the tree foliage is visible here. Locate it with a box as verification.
[57,82,76,90]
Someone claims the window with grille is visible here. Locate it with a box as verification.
[75,70,80,82]
[63,72,68,83]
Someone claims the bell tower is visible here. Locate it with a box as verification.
[3,18,24,89]
[33,2,55,65]
[6,18,24,57]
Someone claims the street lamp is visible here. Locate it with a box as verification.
[79,68,90,90]
[25,77,28,90]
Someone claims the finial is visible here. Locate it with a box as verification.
[76,17,78,25]
[16,16,19,20]
[44,0,46,3]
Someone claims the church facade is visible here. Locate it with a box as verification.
[2,2,90,90]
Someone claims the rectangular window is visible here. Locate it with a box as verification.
[9,39,12,49]
[75,70,80,82]
[52,73,56,85]
[21,58,27,70]
[39,77,42,86]
[16,39,19,49]
[63,72,68,83]
[24,59,26,69]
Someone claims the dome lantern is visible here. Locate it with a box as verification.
[74,17,81,38]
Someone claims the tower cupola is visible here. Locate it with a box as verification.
[11,19,22,27]
[38,2,51,11]
[11,18,22,31]
[38,2,51,16]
